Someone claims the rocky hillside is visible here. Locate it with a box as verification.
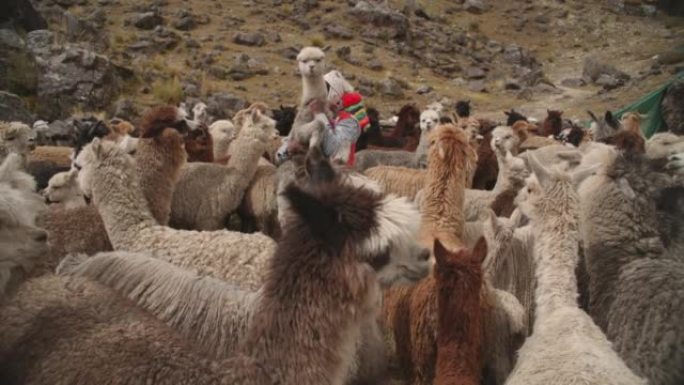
[1,0,683,124]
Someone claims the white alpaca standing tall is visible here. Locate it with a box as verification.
[288,47,329,147]
[504,155,644,385]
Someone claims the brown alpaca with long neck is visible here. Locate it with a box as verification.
[136,106,188,225]
[434,237,487,385]
[421,124,470,251]
[540,110,563,137]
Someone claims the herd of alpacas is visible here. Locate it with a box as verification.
[0,45,683,385]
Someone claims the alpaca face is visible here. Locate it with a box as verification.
[1,122,36,155]
[666,153,684,175]
[428,124,470,162]
[491,126,520,154]
[420,110,440,132]
[297,47,325,78]
[43,170,82,204]
[244,110,279,143]
[209,120,236,143]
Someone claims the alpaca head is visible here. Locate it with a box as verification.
[459,117,482,147]
[455,100,471,118]
[504,109,528,126]
[420,109,440,133]
[587,110,621,141]
[139,105,195,139]
[184,125,214,162]
[491,125,522,155]
[273,105,297,136]
[108,118,135,138]
[43,169,81,204]
[666,152,684,175]
[209,120,236,145]
[74,138,134,201]
[117,135,139,155]
[545,109,563,123]
[239,105,279,144]
[279,146,430,288]
[426,101,445,116]
[601,130,646,154]
[645,132,684,160]
[433,236,487,307]
[396,104,421,135]
[620,111,644,133]
[72,118,110,157]
[1,121,36,156]
[192,102,210,125]
[297,46,326,78]
[428,124,471,166]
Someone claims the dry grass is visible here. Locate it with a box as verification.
[152,77,183,105]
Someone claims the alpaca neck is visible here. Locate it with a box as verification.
[532,207,580,321]
[301,75,327,106]
[422,161,466,249]
[435,269,482,385]
[93,160,158,246]
[226,131,267,183]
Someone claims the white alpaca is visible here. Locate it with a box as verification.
[289,47,329,146]
[43,169,86,208]
[209,119,237,161]
[646,132,684,160]
[170,109,278,231]
[192,102,211,125]
[0,121,36,163]
[74,138,277,290]
[505,155,644,385]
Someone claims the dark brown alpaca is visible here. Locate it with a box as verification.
[434,237,487,385]
[472,119,499,190]
[601,129,646,154]
[541,109,563,137]
[365,104,421,150]
[184,125,214,162]
[138,105,191,138]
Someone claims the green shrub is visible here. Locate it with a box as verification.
[152,77,183,104]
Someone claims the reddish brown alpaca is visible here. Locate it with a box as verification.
[434,237,487,385]
[540,109,563,137]
[184,126,214,162]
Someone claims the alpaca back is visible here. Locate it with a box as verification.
[364,166,426,199]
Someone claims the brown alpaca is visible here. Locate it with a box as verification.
[472,119,498,190]
[105,118,135,142]
[620,112,645,136]
[421,123,471,251]
[540,109,563,137]
[601,130,646,154]
[184,125,214,162]
[136,106,189,225]
[434,237,487,385]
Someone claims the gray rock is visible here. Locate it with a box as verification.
[368,59,383,71]
[228,53,269,81]
[0,0,48,32]
[130,12,163,30]
[173,15,196,31]
[376,78,404,98]
[595,74,625,90]
[206,92,249,119]
[466,66,486,79]
[504,79,522,90]
[464,0,489,14]
[322,25,353,39]
[109,98,138,121]
[349,1,408,39]
[657,47,684,65]
[0,91,35,124]
[0,29,25,50]
[280,46,301,60]
[209,66,229,80]
[35,120,75,146]
[233,32,266,47]
[416,85,433,94]
[582,57,630,83]
[560,78,586,88]
[468,80,487,93]
[26,30,54,57]
[0,29,38,95]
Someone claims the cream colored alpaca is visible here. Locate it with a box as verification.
[646,132,684,160]
[289,46,329,145]
[237,157,280,238]
[43,169,86,208]
[505,155,644,385]
[75,138,277,290]
[209,119,236,161]
[170,108,278,230]
[0,121,35,163]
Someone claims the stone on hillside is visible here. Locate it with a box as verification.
[560,77,586,88]
[206,92,249,119]
[377,78,405,98]
[464,0,489,14]
[109,98,138,121]
[468,79,488,93]
[130,12,163,30]
[233,32,266,47]
[582,57,630,83]
[0,91,35,124]
[322,25,353,39]
[349,1,408,39]
[466,66,486,79]
[416,85,433,94]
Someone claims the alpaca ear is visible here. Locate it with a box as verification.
[509,208,525,228]
[528,153,551,188]
[472,236,488,264]
[433,238,450,268]
[504,111,511,116]
[90,137,102,154]
[283,184,343,249]
[250,108,261,123]
[587,110,598,122]
[605,111,619,129]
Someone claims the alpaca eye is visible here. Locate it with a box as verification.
[74,163,82,171]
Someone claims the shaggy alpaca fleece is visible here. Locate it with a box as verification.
[76,138,277,290]
[25,145,73,190]
[578,153,683,385]
[420,124,471,251]
[434,238,487,385]
[464,151,529,222]
[506,157,644,385]
[170,108,278,230]
[209,119,236,161]
[646,132,684,160]
[43,170,86,208]
[1,155,423,385]
[364,165,426,200]
[238,158,281,238]
[289,47,329,145]
[0,156,47,297]
[135,127,187,225]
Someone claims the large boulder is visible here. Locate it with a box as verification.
[0,0,48,32]
[349,1,408,39]
[662,78,684,135]
[26,30,129,120]
[0,28,39,96]
[0,91,35,124]
[582,57,630,84]
[206,92,249,120]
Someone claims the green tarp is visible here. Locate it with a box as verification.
[613,72,684,138]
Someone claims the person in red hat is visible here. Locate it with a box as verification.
[276,70,369,166]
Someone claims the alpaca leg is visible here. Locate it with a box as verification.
[348,320,388,385]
